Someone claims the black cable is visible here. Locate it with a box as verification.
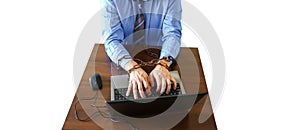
[74,99,104,121]
[74,91,100,121]
[74,90,139,130]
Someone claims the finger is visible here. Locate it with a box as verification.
[142,77,150,89]
[132,82,138,99]
[143,78,151,95]
[160,77,166,94]
[126,81,132,96]
[154,73,161,92]
[137,80,145,98]
[149,73,155,87]
[170,76,177,90]
[146,88,151,96]
[166,79,171,94]
[140,73,151,95]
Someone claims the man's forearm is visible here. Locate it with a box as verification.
[160,35,181,59]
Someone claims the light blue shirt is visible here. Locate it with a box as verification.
[102,0,182,69]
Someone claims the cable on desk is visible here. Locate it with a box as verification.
[74,91,100,121]
[110,117,138,130]
[74,90,139,130]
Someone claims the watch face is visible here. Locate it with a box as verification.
[168,56,177,70]
[167,56,173,64]
[169,59,173,65]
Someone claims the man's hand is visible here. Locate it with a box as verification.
[125,61,151,99]
[149,65,177,94]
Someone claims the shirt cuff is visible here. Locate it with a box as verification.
[160,36,180,59]
[159,51,170,59]
[119,57,133,70]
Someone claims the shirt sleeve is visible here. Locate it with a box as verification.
[102,0,132,69]
[160,0,182,59]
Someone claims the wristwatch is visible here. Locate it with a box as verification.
[158,56,176,70]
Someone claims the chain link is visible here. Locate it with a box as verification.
[132,49,160,67]
[134,58,159,67]
[146,49,159,59]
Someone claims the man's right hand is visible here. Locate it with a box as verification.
[125,61,151,99]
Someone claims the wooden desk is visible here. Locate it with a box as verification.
[62,44,217,130]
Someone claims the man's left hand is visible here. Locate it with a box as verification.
[149,65,177,94]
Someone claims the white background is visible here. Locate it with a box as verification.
[0,0,300,129]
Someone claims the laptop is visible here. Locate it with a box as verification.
[106,71,208,116]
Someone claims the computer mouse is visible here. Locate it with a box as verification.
[89,73,103,90]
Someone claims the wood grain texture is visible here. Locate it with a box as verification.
[62,44,217,130]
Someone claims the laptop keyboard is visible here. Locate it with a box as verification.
[114,83,181,101]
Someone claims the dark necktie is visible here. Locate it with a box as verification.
[133,0,145,43]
